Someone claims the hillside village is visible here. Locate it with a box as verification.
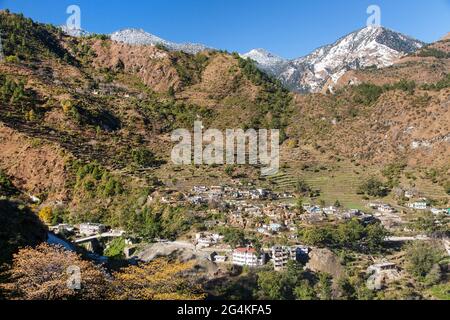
[0,10,449,300]
[48,181,449,277]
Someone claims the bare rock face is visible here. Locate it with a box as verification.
[306,248,345,279]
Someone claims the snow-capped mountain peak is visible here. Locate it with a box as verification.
[242,48,285,65]
[110,28,212,55]
[110,28,167,46]
[244,25,425,93]
[241,48,287,74]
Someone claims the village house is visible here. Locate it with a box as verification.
[323,206,338,215]
[279,192,294,199]
[340,209,361,220]
[408,200,429,210]
[195,232,223,247]
[291,245,310,260]
[404,190,415,199]
[79,223,106,236]
[193,186,209,194]
[188,196,207,205]
[208,186,224,199]
[268,223,284,233]
[431,208,447,215]
[210,252,228,263]
[271,246,290,271]
[378,204,396,213]
[307,206,323,215]
[232,247,265,267]
[271,245,310,271]
[366,262,401,291]
[369,203,396,213]
[257,227,271,235]
[244,206,263,216]
[50,224,75,235]
[228,213,248,228]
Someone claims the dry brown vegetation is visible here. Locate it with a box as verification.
[0,10,448,222]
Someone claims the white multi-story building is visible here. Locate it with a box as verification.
[232,248,265,267]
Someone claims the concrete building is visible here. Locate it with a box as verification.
[232,247,265,267]
[79,223,106,236]
[408,200,429,210]
[271,245,310,271]
[195,232,223,247]
[367,262,401,291]
[271,246,290,271]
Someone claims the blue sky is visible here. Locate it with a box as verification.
[1,0,449,59]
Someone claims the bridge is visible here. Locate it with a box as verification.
[74,231,125,244]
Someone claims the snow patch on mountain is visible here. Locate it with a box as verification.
[241,49,288,74]
[60,25,90,37]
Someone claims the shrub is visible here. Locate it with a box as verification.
[4,55,19,63]
[38,207,53,224]
[353,83,383,105]
[357,177,390,197]
[421,74,450,91]
[0,170,17,197]
[131,148,156,168]
[61,100,73,113]
[385,79,416,94]
[103,237,126,260]
[405,242,444,282]
[382,162,406,188]
[417,47,450,59]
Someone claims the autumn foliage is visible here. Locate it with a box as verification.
[110,259,206,300]
[0,244,108,300]
[1,244,206,300]
[38,207,53,224]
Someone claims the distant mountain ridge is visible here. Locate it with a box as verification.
[243,26,425,93]
[60,23,426,93]
[110,28,212,55]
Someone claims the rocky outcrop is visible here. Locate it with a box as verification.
[306,248,345,279]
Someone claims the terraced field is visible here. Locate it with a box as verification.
[268,161,449,209]
[267,162,374,209]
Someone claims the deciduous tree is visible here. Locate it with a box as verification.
[1,244,108,300]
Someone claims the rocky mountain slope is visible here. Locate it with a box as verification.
[244,26,424,93]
